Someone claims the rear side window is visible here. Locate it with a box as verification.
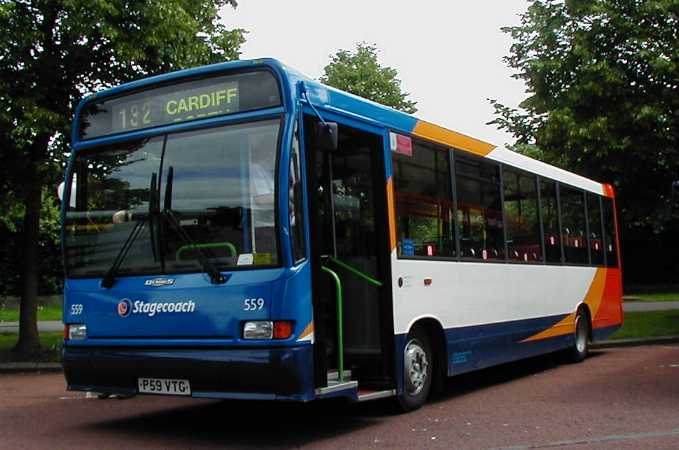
[587,193,605,266]
[540,178,562,263]
[393,140,455,258]
[602,197,618,267]
[455,154,504,261]
[503,168,542,262]
[560,185,588,264]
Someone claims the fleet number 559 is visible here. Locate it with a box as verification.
[243,298,265,311]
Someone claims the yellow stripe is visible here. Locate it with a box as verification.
[521,268,607,342]
[386,177,397,251]
[412,121,496,156]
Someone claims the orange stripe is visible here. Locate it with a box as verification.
[298,322,313,340]
[386,177,397,251]
[522,268,607,342]
[412,121,496,156]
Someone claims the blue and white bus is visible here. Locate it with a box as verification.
[62,58,622,410]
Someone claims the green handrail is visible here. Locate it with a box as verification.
[328,256,383,287]
[176,242,237,260]
[321,265,345,383]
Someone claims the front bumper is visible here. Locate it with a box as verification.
[63,345,315,401]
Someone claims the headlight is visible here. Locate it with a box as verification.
[243,321,273,339]
[66,324,87,340]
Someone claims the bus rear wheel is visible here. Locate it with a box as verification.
[397,327,433,411]
[570,309,590,363]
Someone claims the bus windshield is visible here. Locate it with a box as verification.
[64,119,280,278]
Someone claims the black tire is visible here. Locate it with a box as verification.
[570,309,590,363]
[397,326,433,411]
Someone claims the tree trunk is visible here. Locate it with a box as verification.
[13,159,45,358]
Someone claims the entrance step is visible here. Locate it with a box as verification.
[326,370,352,383]
[357,389,396,402]
[315,380,358,399]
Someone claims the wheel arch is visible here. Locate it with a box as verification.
[407,317,448,393]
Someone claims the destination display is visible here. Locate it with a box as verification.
[79,70,281,139]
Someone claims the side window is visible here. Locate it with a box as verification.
[560,185,588,264]
[540,178,562,263]
[503,168,542,262]
[289,124,305,263]
[602,197,618,267]
[455,154,504,261]
[392,139,455,258]
[587,193,605,266]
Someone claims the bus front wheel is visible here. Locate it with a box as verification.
[397,326,433,411]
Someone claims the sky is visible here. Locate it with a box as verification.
[221,1,530,147]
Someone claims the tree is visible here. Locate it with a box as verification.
[0,0,245,357]
[321,42,417,114]
[490,0,679,283]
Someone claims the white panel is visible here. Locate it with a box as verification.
[487,147,605,195]
[390,251,597,334]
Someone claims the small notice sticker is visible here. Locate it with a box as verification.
[236,253,253,265]
[389,132,413,156]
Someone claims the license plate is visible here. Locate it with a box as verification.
[137,378,191,396]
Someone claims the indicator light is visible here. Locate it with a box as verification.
[273,321,293,339]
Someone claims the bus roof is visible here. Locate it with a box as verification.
[74,58,612,197]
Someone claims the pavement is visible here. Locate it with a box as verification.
[0,320,63,333]
[1,345,679,449]
[623,300,679,312]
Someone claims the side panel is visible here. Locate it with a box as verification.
[391,258,623,376]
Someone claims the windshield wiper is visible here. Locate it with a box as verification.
[162,166,225,285]
[101,218,146,288]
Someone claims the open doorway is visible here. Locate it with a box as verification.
[304,116,394,391]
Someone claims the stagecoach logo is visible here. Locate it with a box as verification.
[117,299,132,317]
[117,298,196,318]
[144,277,175,287]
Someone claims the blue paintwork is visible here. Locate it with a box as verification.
[394,314,578,394]
[63,345,315,401]
[592,324,621,342]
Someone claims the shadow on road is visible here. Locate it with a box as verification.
[86,350,606,448]
[89,396,395,448]
[433,349,605,404]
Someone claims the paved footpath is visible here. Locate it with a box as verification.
[0,320,62,333]
[1,345,679,449]
[624,301,679,312]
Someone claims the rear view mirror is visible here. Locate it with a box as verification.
[314,121,338,152]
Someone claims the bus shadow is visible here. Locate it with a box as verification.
[89,396,394,448]
[432,350,606,403]
[88,351,605,447]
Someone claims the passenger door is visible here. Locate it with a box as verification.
[303,115,394,389]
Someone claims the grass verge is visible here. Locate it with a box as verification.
[0,332,63,363]
[610,311,679,340]
[0,305,62,322]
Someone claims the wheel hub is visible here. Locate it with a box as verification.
[404,339,429,395]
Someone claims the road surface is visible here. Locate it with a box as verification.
[1,345,678,449]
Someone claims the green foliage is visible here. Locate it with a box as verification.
[321,42,417,114]
[490,0,679,238]
[0,188,64,296]
[0,0,246,351]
